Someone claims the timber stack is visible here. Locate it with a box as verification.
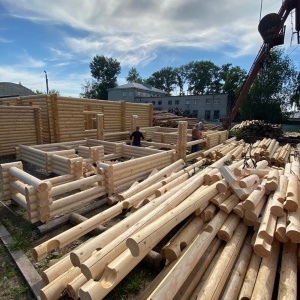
[21,138,299,300]
[231,120,283,139]
[0,92,299,299]
[153,110,199,128]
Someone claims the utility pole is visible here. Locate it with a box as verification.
[44,70,49,94]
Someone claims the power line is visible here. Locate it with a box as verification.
[287,44,300,56]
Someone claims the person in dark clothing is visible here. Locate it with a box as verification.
[130,126,144,146]
[191,123,203,153]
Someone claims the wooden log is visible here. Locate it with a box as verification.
[81,180,215,281]
[219,194,240,214]
[257,193,277,244]
[8,166,51,191]
[242,184,266,211]
[217,213,241,241]
[253,233,272,258]
[220,233,253,300]
[284,174,298,212]
[244,195,266,223]
[50,185,105,212]
[275,213,289,243]
[219,166,259,200]
[278,241,297,300]
[210,190,232,206]
[200,203,217,222]
[173,238,222,300]
[265,169,279,191]
[161,216,204,261]
[117,158,184,200]
[50,174,104,197]
[251,239,281,299]
[238,250,262,300]
[189,240,224,299]
[40,267,81,300]
[71,173,205,271]
[10,192,27,209]
[155,172,190,197]
[69,213,106,235]
[233,202,245,218]
[196,222,248,300]
[66,274,87,300]
[216,179,229,193]
[126,182,219,257]
[139,211,228,299]
[238,174,259,189]
[32,202,123,261]
[286,200,300,243]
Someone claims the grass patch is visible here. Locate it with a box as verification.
[106,268,149,299]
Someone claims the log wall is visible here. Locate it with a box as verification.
[0,94,153,149]
[0,106,43,155]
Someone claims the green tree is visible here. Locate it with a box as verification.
[145,67,177,95]
[174,65,188,95]
[81,55,121,100]
[240,48,298,123]
[222,66,247,111]
[126,67,143,84]
[185,60,220,95]
[34,89,60,95]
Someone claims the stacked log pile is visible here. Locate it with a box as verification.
[27,139,300,299]
[153,111,199,128]
[231,120,283,139]
[153,110,223,130]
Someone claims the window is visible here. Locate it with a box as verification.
[214,98,220,104]
[213,110,220,120]
[205,110,211,120]
[185,100,190,105]
[158,101,162,105]
[122,92,127,97]
[206,99,212,104]
[147,93,150,97]
[137,91,141,96]
[128,91,133,96]
[168,100,172,105]
[192,110,198,118]
[194,99,198,104]
[175,100,179,105]
[152,101,156,105]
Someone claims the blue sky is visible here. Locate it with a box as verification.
[0,0,299,97]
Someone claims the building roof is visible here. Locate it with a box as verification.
[107,82,167,94]
[0,82,36,98]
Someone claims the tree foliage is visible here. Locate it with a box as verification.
[81,55,121,100]
[145,67,177,96]
[35,89,60,95]
[240,48,298,123]
[126,67,143,84]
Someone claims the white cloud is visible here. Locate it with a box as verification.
[0,0,298,97]
[0,0,284,63]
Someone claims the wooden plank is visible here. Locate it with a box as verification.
[0,223,45,299]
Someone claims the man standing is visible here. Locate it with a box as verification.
[130,126,144,146]
[191,123,203,153]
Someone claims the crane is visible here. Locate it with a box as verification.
[222,0,300,129]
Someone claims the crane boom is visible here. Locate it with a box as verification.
[222,0,300,129]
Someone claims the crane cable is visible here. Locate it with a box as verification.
[259,0,263,22]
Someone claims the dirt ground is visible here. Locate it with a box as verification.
[0,156,160,300]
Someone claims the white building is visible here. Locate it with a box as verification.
[107,83,228,121]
